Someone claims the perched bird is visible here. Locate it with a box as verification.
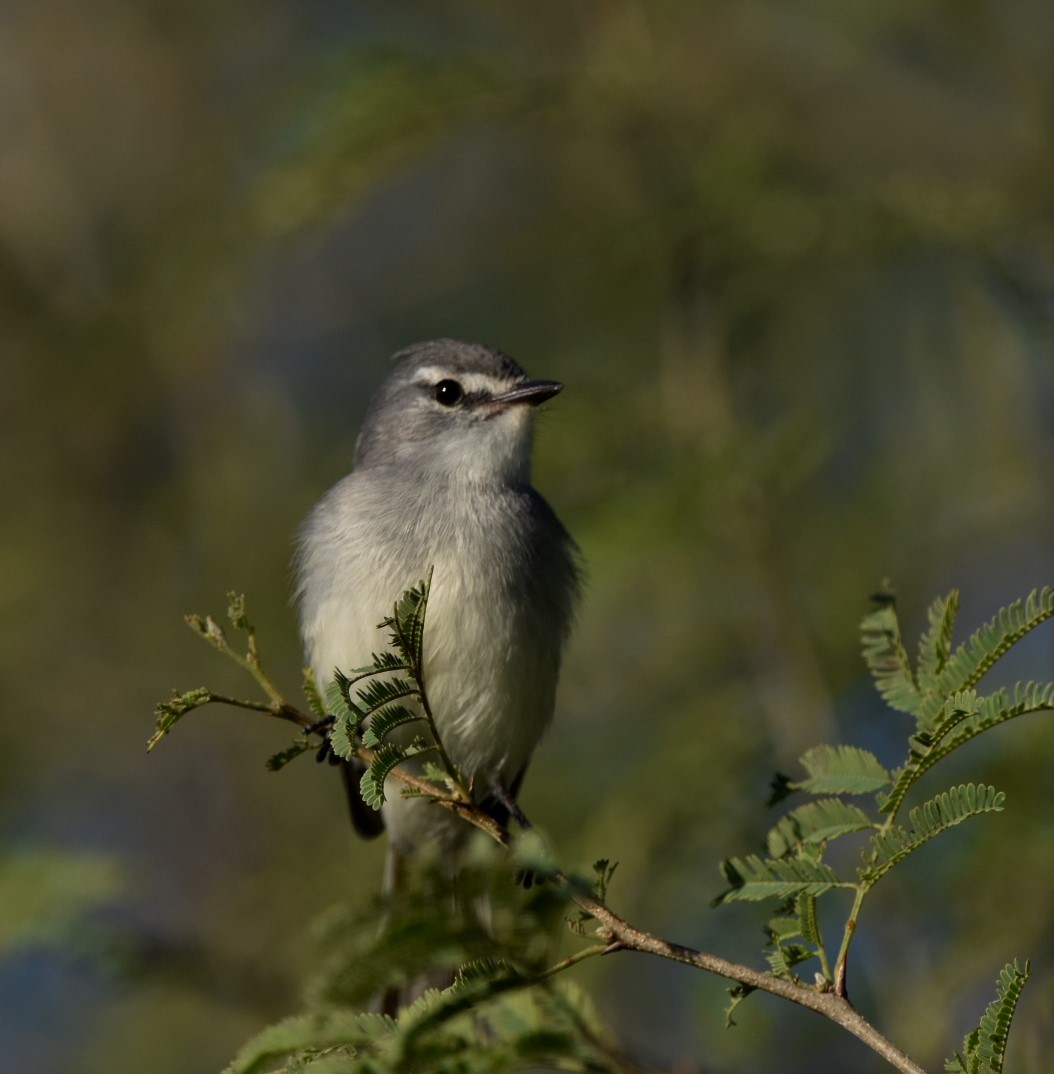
[296,339,579,902]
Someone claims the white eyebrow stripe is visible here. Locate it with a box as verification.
[412,367,516,395]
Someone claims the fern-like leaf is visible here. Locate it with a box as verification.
[793,745,891,796]
[301,667,328,721]
[326,673,364,730]
[880,682,1054,814]
[223,1009,394,1074]
[797,892,822,946]
[370,650,412,673]
[766,942,814,978]
[860,601,922,716]
[362,704,424,747]
[328,714,355,760]
[766,799,876,858]
[945,960,1030,1074]
[714,854,848,903]
[917,590,960,694]
[266,739,315,771]
[862,784,1004,885]
[916,587,1054,729]
[384,570,433,675]
[360,742,432,809]
[356,676,419,716]
[148,687,212,750]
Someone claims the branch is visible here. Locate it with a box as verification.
[161,593,930,1073]
[217,695,927,1073]
[403,782,929,1074]
[563,885,928,1074]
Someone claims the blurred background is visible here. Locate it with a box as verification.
[2,1,1052,1071]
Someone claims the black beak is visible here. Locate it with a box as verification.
[491,380,563,407]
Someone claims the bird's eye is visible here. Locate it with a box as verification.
[434,379,463,406]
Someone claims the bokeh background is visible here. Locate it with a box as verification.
[2,2,1053,1071]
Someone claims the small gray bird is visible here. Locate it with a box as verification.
[296,339,579,892]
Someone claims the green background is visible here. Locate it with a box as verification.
[2,2,1052,1071]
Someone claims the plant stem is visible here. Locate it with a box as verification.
[833,884,867,998]
[563,885,929,1074]
[537,943,611,980]
[205,692,309,725]
[228,643,287,709]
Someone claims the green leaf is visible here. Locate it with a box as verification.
[356,676,420,717]
[793,745,891,796]
[370,650,414,673]
[222,1009,394,1074]
[766,942,814,978]
[725,983,756,1027]
[860,600,921,716]
[325,674,364,730]
[383,570,434,675]
[266,739,314,771]
[147,687,212,750]
[360,742,431,810]
[766,798,876,857]
[863,784,1005,885]
[329,713,356,760]
[714,854,848,903]
[591,859,618,903]
[797,892,822,946]
[917,590,959,693]
[766,913,802,943]
[916,586,1054,729]
[881,682,1054,814]
[945,960,1030,1074]
[362,704,424,747]
[301,666,328,721]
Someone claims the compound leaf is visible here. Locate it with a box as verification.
[863,784,1004,885]
[715,854,847,903]
[793,745,891,796]
[356,676,420,717]
[362,704,424,748]
[917,590,960,694]
[881,682,1054,814]
[945,960,1030,1074]
[360,742,432,810]
[916,587,1054,729]
[860,601,921,716]
[766,798,875,858]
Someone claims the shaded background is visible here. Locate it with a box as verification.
[2,1,1052,1071]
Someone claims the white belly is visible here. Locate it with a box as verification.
[300,486,565,850]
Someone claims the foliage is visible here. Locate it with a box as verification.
[149,581,1054,1072]
[945,961,1031,1074]
[715,587,1052,1041]
[223,978,614,1074]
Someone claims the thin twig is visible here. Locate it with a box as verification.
[559,882,928,1074]
[209,693,309,726]
[230,695,928,1072]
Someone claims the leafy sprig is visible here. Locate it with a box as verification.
[150,582,1054,1073]
[322,568,475,811]
[945,960,1031,1074]
[716,586,1053,1034]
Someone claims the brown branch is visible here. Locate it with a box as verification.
[177,682,928,1072]
[347,727,928,1072]
[561,885,928,1074]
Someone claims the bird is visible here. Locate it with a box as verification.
[295,339,579,957]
